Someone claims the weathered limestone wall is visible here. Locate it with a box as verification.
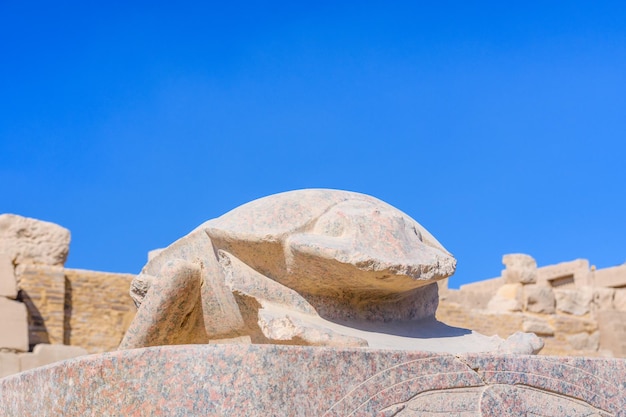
[436,302,524,339]
[64,269,136,353]
[0,214,136,378]
[16,264,67,346]
[438,254,626,358]
[15,266,136,353]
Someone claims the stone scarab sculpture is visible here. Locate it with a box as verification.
[120,189,541,354]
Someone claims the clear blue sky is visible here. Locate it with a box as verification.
[1,2,625,288]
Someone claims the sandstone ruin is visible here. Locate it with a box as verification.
[438,253,626,358]
[0,214,136,378]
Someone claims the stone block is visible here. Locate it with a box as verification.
[597,310,626,357]
[2,345,626,416]
[209,335,252,344]
[15,264,66,346]
[594,263,626,288]
[459,276,505,293]
[0,214,70,266]
[486,283,522,312]
[553,315,598,334]
[0,297,28,351]
[0,352,20,378]
[555,287,593,316]
[63,268,136,354]
[19,344,88,372]
[614,289,626,311]
[593,287,615,311]
[119,260,209,350]
[522,316,554,336]
[496,331,544,354]
[444,283,497,309]
[566,331,600,351]
[502,254,537,284]
[0,253,17,298]
[537,259,591,287]
[441,288,492,309]
[523,284,555,313]
[436,301,524,339]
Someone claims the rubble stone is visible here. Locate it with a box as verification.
[522,316,554,336]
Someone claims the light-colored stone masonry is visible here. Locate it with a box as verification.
[437,254,626,358]
[16,265,136,353]
[0,214,136,378]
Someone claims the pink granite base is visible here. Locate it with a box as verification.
[1,344,624,416]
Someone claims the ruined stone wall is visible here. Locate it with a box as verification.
[64,269,136,353]
[0,214,137,377]
[436,302,524,339]
[438,254,626,358]
[16,264,67,347]
[16,265,136,353]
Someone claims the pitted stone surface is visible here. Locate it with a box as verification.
[0,344,624,416]
[124,189,467,350]
[0,214,70,266]
[594,288,616,310]
[462,353,626,415]
[122,190,542,354]
[133,189,456,315]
